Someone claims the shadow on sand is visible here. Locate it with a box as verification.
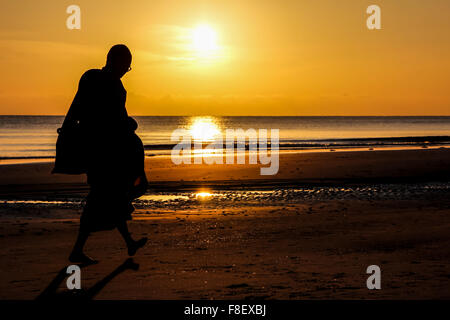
[36,258,139,300]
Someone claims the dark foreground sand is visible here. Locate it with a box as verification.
[0,148,449,299]
[0,199,449,299]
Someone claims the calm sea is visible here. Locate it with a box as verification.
[0,116,450,159]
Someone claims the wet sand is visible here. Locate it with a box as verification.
[0,148,449,195]
[0,148,450,299]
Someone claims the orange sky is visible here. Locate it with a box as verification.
[0,0,449,115]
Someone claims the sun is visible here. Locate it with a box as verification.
[191,24,219,57]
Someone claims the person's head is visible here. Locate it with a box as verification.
[105,44,132,78]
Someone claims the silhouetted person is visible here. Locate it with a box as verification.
[61,44,147,264]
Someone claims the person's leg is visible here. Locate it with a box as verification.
[69,227,97,264]
[71,229,89,253]
[69,188,97,264]
[117,221,147,256]
[117,221,133,246]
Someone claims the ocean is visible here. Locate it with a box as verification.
[1,116,450,160]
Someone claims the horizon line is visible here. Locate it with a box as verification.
[1,114,450,117]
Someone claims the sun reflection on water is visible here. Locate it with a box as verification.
[188,117,222,142]
[195,191,214,199]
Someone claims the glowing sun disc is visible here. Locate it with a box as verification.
[192,24,218,56]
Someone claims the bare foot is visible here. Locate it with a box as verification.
[128,237,147,256]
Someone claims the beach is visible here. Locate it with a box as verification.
[2,0,450,306]
[1,148,450,299]
[1,147,449,191]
